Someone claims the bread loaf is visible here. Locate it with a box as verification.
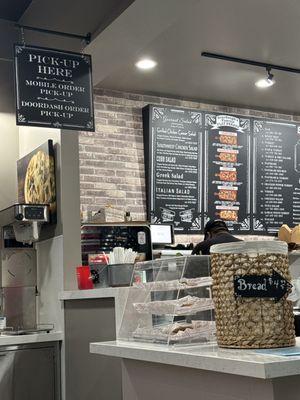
[278,224,292,244]
[291,225,300,244]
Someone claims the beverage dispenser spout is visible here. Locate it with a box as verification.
[0,204,50,244]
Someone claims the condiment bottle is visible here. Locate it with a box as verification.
[124,211,132,222]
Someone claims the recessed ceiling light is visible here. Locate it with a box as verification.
[135,58,157,70]
[255,67,275,88]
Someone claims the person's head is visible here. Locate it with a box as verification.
[204,219,229,239]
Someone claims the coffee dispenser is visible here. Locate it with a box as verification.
[0,204,49,332]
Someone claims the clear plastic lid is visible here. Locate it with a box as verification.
[210,240,288,255]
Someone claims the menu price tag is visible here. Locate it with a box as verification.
[14,44,94,131]
[234,270,292,302]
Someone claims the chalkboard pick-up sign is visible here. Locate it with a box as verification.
[14,44,94,131]
[234,270,292,302]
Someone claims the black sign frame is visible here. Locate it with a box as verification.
[14,43,95,131]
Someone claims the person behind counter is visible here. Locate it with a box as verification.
[192,219,242,255]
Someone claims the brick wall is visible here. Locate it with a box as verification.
[79,88,299,243]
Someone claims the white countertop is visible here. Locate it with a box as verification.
[90,339,300,379]
[59,287,123,300]
[0,331,63,346]
[153,250,192,256]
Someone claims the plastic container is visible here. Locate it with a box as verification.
[76,266,94,290]
[90,264,108,288]
[108,263,134,287]
[210,241,295,349]
[117,256,215,346]
[0,317,6,330]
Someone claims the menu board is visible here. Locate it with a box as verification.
[204,113,251,232]
[253,120,300,234]
[143,104,300,235]
[143,105,203,234]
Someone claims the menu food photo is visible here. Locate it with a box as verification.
[204,113,251,233]
[17,139,57,222]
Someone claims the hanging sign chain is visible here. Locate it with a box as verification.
[80,33,91,55]
[21,27,26,47]
[80,39,85,55]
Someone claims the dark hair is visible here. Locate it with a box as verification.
[204,219,228,239]
[209,225,228,234]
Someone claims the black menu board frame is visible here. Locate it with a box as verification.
[143,104,203,234]
[143,104,300,236]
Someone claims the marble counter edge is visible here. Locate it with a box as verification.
[90,341,300,379]
[0,331,64,346]
[59,287,128,300]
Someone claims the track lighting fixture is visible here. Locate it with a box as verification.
[255,67,275,89]
[201,52,300,89]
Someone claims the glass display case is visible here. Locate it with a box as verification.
[118,256,216,346]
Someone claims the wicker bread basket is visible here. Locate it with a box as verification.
[210,241,295,349]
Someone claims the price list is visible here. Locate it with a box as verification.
[253,120,300,233]
[143,105,203,233]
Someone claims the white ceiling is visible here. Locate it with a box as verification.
[88,0,300,115]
